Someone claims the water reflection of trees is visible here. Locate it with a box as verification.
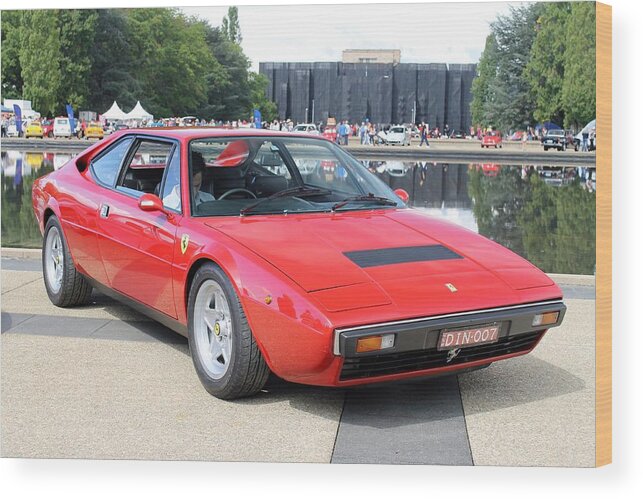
[1,156,54,248]
[468,166,596,275]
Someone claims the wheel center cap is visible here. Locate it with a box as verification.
[214,322,221,336]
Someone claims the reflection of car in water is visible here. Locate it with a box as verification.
[470,163,501,177]
[378,126,411,146]
[383,161,411,177]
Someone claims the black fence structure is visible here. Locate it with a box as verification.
[259,62,477,130]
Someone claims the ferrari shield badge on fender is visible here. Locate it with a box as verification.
[181,234,189,254]
[445,283,458,293]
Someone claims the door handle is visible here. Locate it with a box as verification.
[99,204,110,218]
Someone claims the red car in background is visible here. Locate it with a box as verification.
[481,130,503,148]
[32,128,566,399]
[41,119,54,138]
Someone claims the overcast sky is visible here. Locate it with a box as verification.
[181,1,524,71]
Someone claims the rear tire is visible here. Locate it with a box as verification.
[42,216,93,307]
[187,263,270,400]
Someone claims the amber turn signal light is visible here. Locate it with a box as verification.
[356,334,395,353]
[532,311,559,327]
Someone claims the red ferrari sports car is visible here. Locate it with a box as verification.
[32,128,566,399]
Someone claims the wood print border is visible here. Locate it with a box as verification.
[596,1,612,467]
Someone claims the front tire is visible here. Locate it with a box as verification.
[187,263,270,400]
[42,216,93,307]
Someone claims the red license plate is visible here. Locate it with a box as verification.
[437,323,500,351]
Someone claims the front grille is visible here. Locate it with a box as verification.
[339,331,544,381]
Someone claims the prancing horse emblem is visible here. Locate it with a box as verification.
[446,348,461,363]
[181,234,189,254]
[445,283,458,293]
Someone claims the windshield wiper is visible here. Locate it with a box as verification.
[331,193,398,212]
[240,186,331,216]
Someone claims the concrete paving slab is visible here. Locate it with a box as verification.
[1,270,148,321]
[3,314,111,338]
[1,257,41,272]
[89,318,184,344]
[1,270,41,294]
[332,377,472,465]
[459,298,595,467]
[1,312,34,332]
[1,333,344,462]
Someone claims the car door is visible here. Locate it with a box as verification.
[93,136,182,318]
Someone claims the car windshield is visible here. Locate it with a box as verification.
[547,130,565,136]
[188,136,404,217]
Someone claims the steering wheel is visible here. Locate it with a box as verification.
[218,188,257,200]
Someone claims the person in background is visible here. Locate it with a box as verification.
[419,122,429,147]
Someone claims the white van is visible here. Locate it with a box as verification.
[53,117,72,138]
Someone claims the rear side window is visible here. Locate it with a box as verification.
[91,138,133,187]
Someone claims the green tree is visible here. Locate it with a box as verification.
[562,2,596,129]
[471,34,499,128]
[203,23,252,120]
[1,11,24,99]
[489,4,542,132]
[221,6,242,44]
[525,2,571,125]
[87,9,143,113]
[56,9,98,110]
[249,72,277,122]
[125,8,214,117]
[18,11,62,116]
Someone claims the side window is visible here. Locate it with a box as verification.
[161,148,181,212]
[91,138,133,187]
[116,139,174,197]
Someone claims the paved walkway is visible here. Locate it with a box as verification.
[1,259,595,465]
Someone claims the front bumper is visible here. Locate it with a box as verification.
[333,300,566,382]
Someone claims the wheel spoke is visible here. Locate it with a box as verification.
[209,335,222,360]
[204,307,219,328]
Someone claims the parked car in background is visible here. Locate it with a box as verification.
[293,123,320,135]
[41,119,54,138]
[53,117,73,138]
[25,121,44,138]
[32,128,567,400]
[6,123,19,137]
[378,125,411,146]
[84,121,104,140]
[542,129,567,151]
[481,131,502,148]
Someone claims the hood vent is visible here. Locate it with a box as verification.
[344,245,462,268]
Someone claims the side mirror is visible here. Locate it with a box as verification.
[138,193,168,214]
[394,188,410,204]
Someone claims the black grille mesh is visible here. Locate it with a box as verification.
[340,331,543,380]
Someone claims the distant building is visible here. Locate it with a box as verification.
[259,61,477,130]
[342,49,401,64]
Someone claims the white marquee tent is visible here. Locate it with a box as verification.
[101,101,127,121]
[125,101,153,121]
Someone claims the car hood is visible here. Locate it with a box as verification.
[206,209,558,313]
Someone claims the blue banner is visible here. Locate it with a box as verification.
[66,104,76,136]
[12,105,22,134]
[253,109,262,128]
